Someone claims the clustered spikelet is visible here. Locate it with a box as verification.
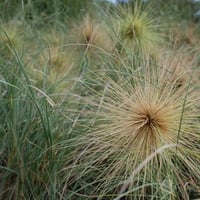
[70,14,113,53]
[80,14,99,47]
[66,63,200,199]
[113,3,164,54]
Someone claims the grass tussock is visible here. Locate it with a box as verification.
[65,60,200,199]
[69,13,114,54]
[110,2,165,56]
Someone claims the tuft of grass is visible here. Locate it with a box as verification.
[65,57,200,199]
[109,2,165,56]
[69,13,113,55]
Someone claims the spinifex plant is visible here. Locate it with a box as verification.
[69,14,113,54]
[111,2,165,56]
[65,59,200,199]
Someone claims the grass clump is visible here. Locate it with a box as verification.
[68,13,113,56]
[109,2,165,56]
[64,58,200,199]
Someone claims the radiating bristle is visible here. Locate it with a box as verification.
[66,59,200,199]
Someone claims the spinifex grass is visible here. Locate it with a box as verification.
[65,57,200,199]
[109,2,165,56]
[69,13,113,55]
[0,0,200,199]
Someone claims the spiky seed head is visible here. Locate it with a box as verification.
[69,14,113,53]
[66,62,200,199]
[113,4,165,55]
[80,14,99,46]
[121,16,143,41]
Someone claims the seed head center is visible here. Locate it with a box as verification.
[144,113,154,127]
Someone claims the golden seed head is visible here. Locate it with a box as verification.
[68,64,200,199]
[81,15,98,45]
[121,18,143,41]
